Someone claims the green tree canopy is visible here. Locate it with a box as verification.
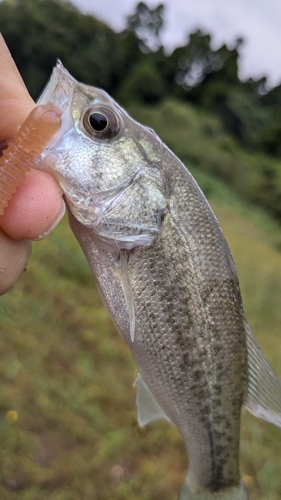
[0,0,133,98]
[127,1,164,52]
[2,0,281,157]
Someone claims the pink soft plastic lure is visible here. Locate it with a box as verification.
[0,103,61,215]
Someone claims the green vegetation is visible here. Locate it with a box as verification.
[1,166,281,499]
[129,100,281,220]
[1,0,281,162]
[0,215,184,500]
[1,0,281,222]
[1,1,281,498]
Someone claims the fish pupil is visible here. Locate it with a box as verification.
[89,113,108,132]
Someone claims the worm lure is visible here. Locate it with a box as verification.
[0,103,62,215]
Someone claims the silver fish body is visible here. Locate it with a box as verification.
[37,63,281,500]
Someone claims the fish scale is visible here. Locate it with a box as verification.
[36,62,281,500]
[128,209,246,491]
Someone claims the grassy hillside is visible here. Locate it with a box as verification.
[128,100,281,221]
[1,166,281,497]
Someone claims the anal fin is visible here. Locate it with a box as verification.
[244,320,281,427]
[133,373,170,427]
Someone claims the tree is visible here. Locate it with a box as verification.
[127,1,164,52]
[116,58,165,105]
[0,0,128,98]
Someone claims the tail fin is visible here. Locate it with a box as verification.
[178,477,248,500]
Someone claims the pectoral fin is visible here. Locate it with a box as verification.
[119,252,135,342]
[133,373,170,427]
[244,320,281,427]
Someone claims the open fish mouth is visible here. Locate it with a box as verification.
[37,61,76,150]
[38,60,76,112]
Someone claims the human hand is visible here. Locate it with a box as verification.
[0,35,65,295]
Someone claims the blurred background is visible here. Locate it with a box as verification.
[1,0,281,498]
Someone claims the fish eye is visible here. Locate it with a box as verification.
[89,112,108,132]
[83,106,120,139]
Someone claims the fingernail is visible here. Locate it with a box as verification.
[0,139,10,156]
[32,199,66,241]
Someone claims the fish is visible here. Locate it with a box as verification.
[36,62,281,499]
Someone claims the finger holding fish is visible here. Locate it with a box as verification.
[0,35,65,294]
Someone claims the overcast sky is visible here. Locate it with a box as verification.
[70,0,281,88]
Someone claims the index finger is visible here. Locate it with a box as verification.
[0,34,35,141]
[0,36,65,240]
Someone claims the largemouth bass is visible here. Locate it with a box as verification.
[36,62,281,499]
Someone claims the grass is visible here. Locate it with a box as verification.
[1,147,281,497]
[0,216,184,500]
[128,99,281,221]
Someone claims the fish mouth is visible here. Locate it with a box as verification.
[37,60,77,112]
[35,61,77,154]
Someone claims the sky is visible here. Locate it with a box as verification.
[70,0,281,89]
